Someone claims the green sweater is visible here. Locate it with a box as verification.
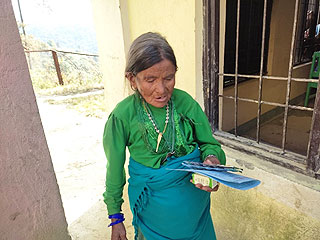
[103,89,226,214]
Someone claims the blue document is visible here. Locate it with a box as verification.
[170,161,261,190]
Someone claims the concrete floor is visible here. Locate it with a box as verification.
[243,99,315,156]
[37,97,134,240]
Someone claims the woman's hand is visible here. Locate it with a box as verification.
[191,155,221,192]
[111,221,127,240]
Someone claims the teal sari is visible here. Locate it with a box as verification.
[128,148,217,240]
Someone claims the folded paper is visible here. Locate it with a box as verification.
[169,161,261,190]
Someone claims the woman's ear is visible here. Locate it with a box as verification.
[126,72,137,90]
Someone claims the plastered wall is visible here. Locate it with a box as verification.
[91,0,130,114]
[124,0,198,99]
[91,0,204,111]
[0,1,70,239]
[212,144,320,240]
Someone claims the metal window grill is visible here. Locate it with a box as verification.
[204,0,320,174]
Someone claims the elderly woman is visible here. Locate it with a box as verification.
[103,32,226,240]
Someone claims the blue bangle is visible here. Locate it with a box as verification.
[108,213,124,220]
[108,218,125,227]
[108,213,125,227]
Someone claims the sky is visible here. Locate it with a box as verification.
[11,0,95,27]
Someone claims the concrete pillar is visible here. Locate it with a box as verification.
[0,0,71,239]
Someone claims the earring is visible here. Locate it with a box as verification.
[130,85,137,91]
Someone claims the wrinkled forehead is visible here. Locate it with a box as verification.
[136,59,177,78]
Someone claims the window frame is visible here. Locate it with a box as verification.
[203,0,320,176]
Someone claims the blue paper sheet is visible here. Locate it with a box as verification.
[169,161,261,190]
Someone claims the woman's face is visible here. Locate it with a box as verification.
[129,59,176,108]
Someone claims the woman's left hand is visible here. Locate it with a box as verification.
[190,155,220,192]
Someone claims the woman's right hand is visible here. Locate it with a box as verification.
[111,221,127,240]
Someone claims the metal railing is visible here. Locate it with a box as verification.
[24,49,99,85]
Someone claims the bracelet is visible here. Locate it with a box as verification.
[108,218,125,227]
[108,213,124,220]
[108,213,125,227]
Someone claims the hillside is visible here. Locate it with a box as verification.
[24,24,98,54]
[22,31,103,95]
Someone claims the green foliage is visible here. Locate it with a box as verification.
[19,32,106,118]
[22,33,103,95]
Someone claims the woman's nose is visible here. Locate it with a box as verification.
[155,80,166,94]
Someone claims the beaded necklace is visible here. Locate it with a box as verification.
[142,100,169,152]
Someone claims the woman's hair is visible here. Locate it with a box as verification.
[125,32,177,76]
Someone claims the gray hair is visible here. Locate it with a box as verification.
[125,32,177,76]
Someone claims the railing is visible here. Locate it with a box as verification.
[24,49,99,85]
